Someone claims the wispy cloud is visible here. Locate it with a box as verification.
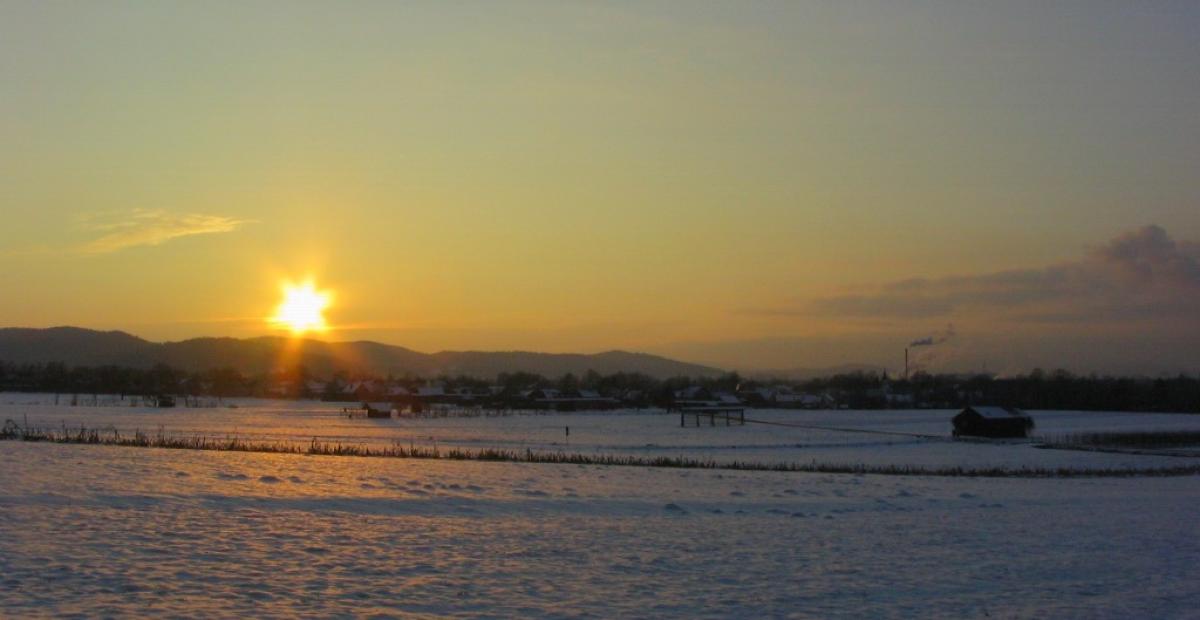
[78,209,253,254]
[756,225,1200,325]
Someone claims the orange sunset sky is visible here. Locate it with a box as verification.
[2,2,1198,375]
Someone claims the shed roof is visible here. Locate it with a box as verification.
[964,406,1028,419]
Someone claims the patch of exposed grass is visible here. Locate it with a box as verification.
[4,419,1200,478]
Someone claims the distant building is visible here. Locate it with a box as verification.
[415,385,446,399]
[346,380,382,401]
[952,406,1034,439]
[523,388,618,410]
[738,387,776,406]
[673,386,714,405]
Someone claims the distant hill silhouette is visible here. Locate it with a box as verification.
[0,327,724,379]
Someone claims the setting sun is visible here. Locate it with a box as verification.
[270,280,332,335]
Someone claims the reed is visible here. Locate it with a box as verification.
[1043,430,1200,450]
[4,419,1199,478]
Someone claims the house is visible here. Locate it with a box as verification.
[416,385,446,398]
[344,380,383,401]
[673,386,714,406]
[522,387,619,411]
[952,406,1034,439]
[524,388,561,401]
[775,392,831,409]
[802,394,831,409]
[738,387,776,406]
[619,389,648,406]
[450,386,493,403]
[363,402,395,418]
[713,392,742,406]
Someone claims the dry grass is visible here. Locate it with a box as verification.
[1043,430,1200,450]
[4,419,1200,478]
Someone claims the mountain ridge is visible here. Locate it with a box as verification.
[0,327,724,379]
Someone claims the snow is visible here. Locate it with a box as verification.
[2,396,1200,616]
[5,396,1200,471]
[960,405,1024,419]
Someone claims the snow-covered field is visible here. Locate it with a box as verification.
[5,395,1200,470]
[2,396,1200,617]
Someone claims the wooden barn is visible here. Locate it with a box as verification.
[952,406,1034,438]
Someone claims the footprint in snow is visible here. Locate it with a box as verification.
[959,492,978,499]
[174,471,190,477]
[216,472,248,481]
[258,476,281,484]
[288,476,305,484]
[729,491,745,497]
[663,503,687,514]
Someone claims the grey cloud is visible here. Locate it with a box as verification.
[788,225,1200,323]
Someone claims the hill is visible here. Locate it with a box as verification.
[0,327,724,380]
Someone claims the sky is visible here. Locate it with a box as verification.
[2,1,1199,375]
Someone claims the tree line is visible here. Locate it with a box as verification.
[0,361,1196,412]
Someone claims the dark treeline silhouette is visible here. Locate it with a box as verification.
[0,360,1197,412]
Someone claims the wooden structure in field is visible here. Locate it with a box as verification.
[676,406,745,427]
[344,402,395,419]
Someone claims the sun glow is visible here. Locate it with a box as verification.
[270,280,332,335]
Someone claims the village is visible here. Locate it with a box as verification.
[243,364,1001,413]
[273,377,843,413]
